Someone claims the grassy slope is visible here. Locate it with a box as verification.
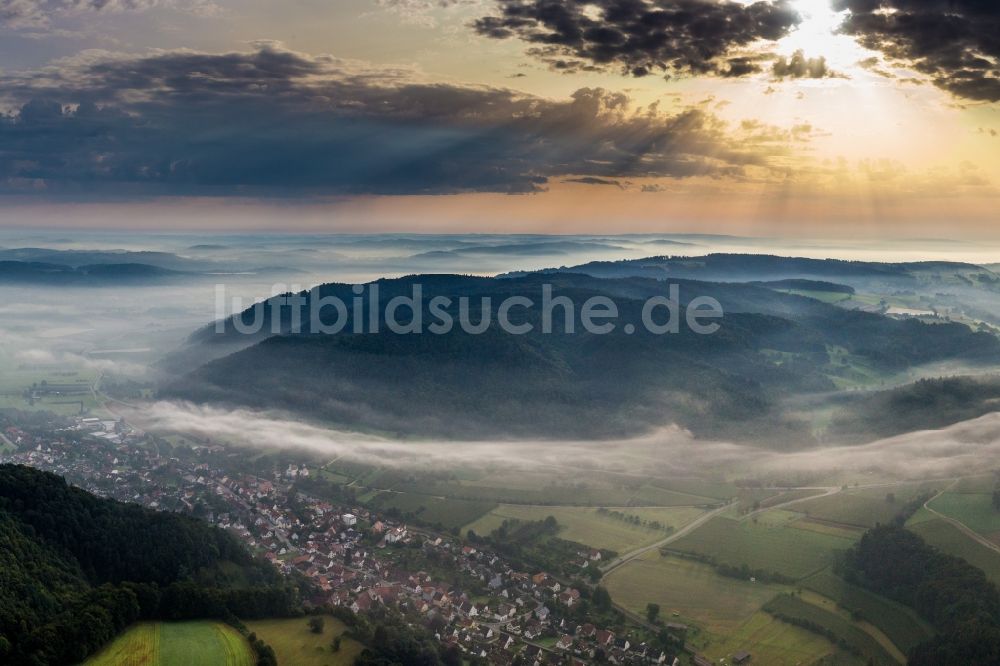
[246,616,363,666]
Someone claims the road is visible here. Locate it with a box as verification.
[600,500,735,577]
[922,480,1000,557]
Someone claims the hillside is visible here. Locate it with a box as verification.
[0,465,296,665]
[166,272,1000,444]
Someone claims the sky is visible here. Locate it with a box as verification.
[0,0,998,235]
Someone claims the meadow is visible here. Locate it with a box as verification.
[84,622,254,666]
[367,491,495,530]
[246,616,363,666]
[794,484,935,529]
[801,569,934,655]
[695,609,847,666]
[464,504,705,552]
[763,595,899,665]
[927,492,1000,537]
[605,552,783,633]
[666,515,856,580]
[604,553,844,665]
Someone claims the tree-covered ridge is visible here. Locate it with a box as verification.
[841,524,1000,665]
[171,272,1000,443]
[0,465,297,665]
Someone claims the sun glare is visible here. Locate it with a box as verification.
[780,0,862,68]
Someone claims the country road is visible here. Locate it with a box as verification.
[600,500,735,577]
[922,480,1000,557]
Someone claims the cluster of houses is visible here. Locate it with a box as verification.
[2,417,687,665]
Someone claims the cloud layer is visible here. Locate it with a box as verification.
[137,399,1000,482]
[0,43,798,197]
[835,0,1000,102]
[473,0,801,77]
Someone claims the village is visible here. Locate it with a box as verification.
[0,414,686,666]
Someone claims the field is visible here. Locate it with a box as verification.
[696,609,848,666]
[801,569,934,655]
[927,492,1000,537]
[666,515,856,580]
[604,552,786,633]
[246,616,363,666]
[605,553,846,664]
[794,485,934,529]
[464,504,705,552]
[907,518,1000,585]
[763,594,899,665]
[367,491,495,530]
[0,361,103,416]
[84,622,254,666]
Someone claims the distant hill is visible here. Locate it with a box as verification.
[0,465,296,665]
[165,272,1000,444]
[521,253,996,287]
[0,260,187,284]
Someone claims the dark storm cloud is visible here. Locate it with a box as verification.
[0,44,795,197]
[835,0,1000,102]
[473,0,802,77]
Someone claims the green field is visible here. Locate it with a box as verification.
[464,504,705,552]
[794,485,934,529]
[801,569,934,655]
[605,552,786,633]
[927,492,1000,537]
[368,491,495,529]
[696,609,848,666]
[605,553,845,664]
[763,595,899,665]
[84,622,254,666]
[246,616,363,666]
[908,518,1000,585]
[666,515,856,580]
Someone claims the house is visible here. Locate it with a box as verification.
[555,635,574,651]
[342,513,357,526]
[595,629,614,647]
[732,650,752,665]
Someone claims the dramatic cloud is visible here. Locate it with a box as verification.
[473,0,801,77]
[835,0,1000,102]
[0,43,801,197]
[771,50,833,79]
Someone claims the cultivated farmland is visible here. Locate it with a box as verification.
[763,594,899,665]
[665,515,856,580]
[793,484,935,529]
[604,552,784,634]
[464,504,705,552]
[84,622,254,666]
[927,492,1000,537]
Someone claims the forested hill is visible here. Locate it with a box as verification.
[0,465,297,665]
[525,253,995,286]
[167,273,1000,444]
